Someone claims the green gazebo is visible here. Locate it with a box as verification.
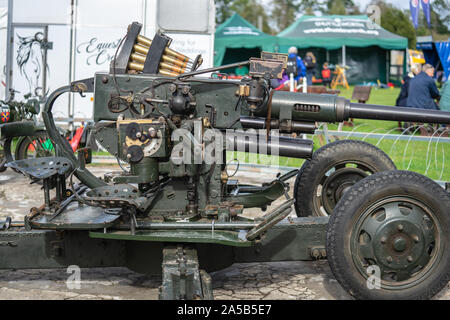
[277,15,408,84]
[214,13,277,67]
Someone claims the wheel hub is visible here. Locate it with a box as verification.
[321,167,368,214]
[352,198,438,284]
[373,219,425,270]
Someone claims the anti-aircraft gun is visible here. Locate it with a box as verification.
[1,22,449,300]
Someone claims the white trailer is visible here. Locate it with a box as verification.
[0,7,7,100]
[4,0,215,125]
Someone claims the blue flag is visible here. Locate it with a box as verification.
[421,0,432,28]
[410,0,420,29]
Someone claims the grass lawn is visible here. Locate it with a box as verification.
[229,85,450,181]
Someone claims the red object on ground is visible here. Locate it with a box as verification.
[70,126,84,152]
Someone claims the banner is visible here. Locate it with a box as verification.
[410,0,420,29]
[421,0,432,28]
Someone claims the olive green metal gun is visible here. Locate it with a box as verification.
[1,22,449,300]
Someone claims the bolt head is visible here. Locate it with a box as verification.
[312,249,320,258]
[320,249,326,257]
[169,84,177,92]
[393,237,408,252]
[397,224,404,232]
[412,235,419,243]
[182,86,190,94]
[386,256,393,263]
[380,237,387,244]
[126,154,132,159]
[148,128,157,138]
[407,256,413,263]
[136,132,142,138]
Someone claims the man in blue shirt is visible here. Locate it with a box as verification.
[407,64,440,110]
[287,47,306,81]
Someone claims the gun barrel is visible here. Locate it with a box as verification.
[269,91,450,129]
[240,116,317,134]
[225,131,313,159]
[349,103,450,125]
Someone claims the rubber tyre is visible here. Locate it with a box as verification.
[326,170,450,300]
[294,140,396,217]
[15,131,54,160]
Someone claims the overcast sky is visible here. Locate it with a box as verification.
[0,0,416,11]
[0,0,413,11]
[354,0,410,11]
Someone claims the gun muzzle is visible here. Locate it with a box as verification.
[348,103,450,124]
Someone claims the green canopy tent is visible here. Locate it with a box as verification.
[277,15,408,85]
[214,13,277,70]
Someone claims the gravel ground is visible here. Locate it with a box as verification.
[0,165,448,300]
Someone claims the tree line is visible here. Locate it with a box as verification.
[215,0,450,48]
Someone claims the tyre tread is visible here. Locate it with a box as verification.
[294,140,396,217]
[326,170,450,300]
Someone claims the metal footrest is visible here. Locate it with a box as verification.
[84,184,149,210]
[28,202,121,230]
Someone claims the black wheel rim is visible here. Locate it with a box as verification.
[350,196,444,290]
[314,160,376,216]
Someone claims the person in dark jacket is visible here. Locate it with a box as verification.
[396,63,421,107]
[407,64,440,110]
[303,52,317,86]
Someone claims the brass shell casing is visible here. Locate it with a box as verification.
[159,69,179,77]
[161,55,189,69]
[159,62,185,74]
[130,52,146,64]
[136,35,192,63]
[128,61,144,71]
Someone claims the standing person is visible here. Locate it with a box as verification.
[396,63,422,132]
[321,62,332,88]
[407,64,440,110]
[303,52,317,86]
[286,47,306,92]
[395,63,422,107]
